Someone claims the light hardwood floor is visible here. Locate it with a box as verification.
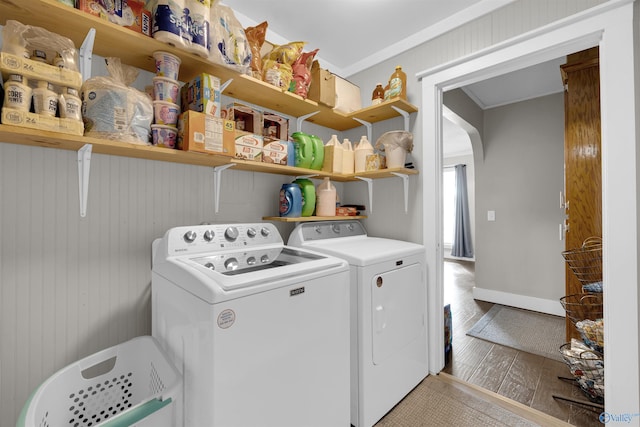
[442,260,603,426]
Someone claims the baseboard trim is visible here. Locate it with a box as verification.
[437,373,573,427]
[472,287,565,317]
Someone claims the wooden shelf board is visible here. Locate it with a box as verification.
[0,1,417,131]
[263,216,367,223]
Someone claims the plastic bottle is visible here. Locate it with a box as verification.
[388,65,407,100]
[279,183,303,217]
[309,134,325,170]
[383,82,390,101]
[322,134,343,174]
[371,83,385,105]
[3,74,31,112]
[294,178,316,217]
[354,135,374,173]
[291,131,314,169]
[32,81,58,117]
[59,87,82,121]
[342,138,354,174]
[316,177,337,217]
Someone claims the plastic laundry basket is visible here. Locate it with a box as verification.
[17,336,181,427]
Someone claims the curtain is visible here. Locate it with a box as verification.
[451,164,474,258]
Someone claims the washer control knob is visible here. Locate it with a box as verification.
[203,230,215,242]
[183,230,197,243]
[314,225,322,234]
[204,262,215,270]
[347,223,355,231]
[261,227,271,237]
[224,258,239,271]
[247,256,257,265]
[247,227,257,238]
[260,254,270,264]
[332,224,341,234]
[225,226,239,241]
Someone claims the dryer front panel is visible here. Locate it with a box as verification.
[371,262,426,365]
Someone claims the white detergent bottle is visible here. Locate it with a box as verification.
[322,134,343,173]
[316,177,337,217]
[342,138,354,174]
[354,135,373,173]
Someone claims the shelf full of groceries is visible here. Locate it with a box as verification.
[0,0,418,179]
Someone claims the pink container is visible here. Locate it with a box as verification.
[153,101,179,126]
[151,124,178,148]
[153,51,181,80]
[153,76,180,104]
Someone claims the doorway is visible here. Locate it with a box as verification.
[419,1,639,415]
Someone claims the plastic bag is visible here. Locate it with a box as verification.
[374,130,414,153]
[2,20,78,71]
[262,41,305,89]
[245,21,268,80]
[208,4,251,74]
[289,48,319,98]
[81,57,153,145]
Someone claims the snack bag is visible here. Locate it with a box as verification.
[289,48,319,98]
[245,21,268,80]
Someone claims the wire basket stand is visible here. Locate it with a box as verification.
[554,237,604,412]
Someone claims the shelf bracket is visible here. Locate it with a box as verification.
[355,176,374,214]
[391,106,411,131]
[220,78,233,93]
[79,28,96,82]
[213,163,235,213]
[77,144,92,218]
[391,172,410,213]
[353,118,373,142]
[294,174,318,180]
[296,111,319,132]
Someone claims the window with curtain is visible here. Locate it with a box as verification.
[443,168,456,246]
[451,164,474,258]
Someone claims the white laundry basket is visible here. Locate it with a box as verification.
[17,336,181,427]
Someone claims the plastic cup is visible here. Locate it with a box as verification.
[152,76,181,104]
[151,124,178,148]
[153,101,180,126]
[153,51,181,80]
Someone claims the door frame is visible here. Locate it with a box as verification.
[418,0,638,415]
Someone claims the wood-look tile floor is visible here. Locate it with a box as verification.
[442,260,603,426]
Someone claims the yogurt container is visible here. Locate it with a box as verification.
[3,74,32,112]
[151,124,178,148]
[153,51,181,80]
[153,100,180,126]
[152,76,180,104]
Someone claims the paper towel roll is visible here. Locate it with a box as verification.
[152,0,189,50]
[184,0,211,57]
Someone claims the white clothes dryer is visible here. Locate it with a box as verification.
[289,220,428,427]
[152,223,350,427]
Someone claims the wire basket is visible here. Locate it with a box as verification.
[559,341,604,403]
[17,336,181,427]
[560,293,603,325]
[562,237,602,287]
[576,319,604,353]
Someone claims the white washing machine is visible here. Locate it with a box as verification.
[151,222,350,427]
[289,220,428,427]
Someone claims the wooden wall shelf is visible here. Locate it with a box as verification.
[263,216,367,223]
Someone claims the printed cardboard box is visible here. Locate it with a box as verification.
[77,0,151,36]
[234,131,263,162]
[262,111,289,143]
[262,140,288,165]
[177,110,235,156]
[223,102,262,135]
[181,73,221,117]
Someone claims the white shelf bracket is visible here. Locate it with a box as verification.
[296,111,319,132]
[353,118,373,142]
[220,78,233,93]
[79,28,96,82]
[77,144,92,217]
[355,176,374,214]
[391,172,410,213]
[391,106,411,131]
[213,164,236,213]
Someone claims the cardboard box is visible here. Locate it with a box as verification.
[234,132,263,162]
[77,0,151,36]
[181,73,221,116]
[1,107,84,136]
[0,52,82,89]
[322,145,342,173]
[262,140,289,165]
[223,102,262,134]
[262,111,289,142]
[308,61,335,108]
[177,110,235,156]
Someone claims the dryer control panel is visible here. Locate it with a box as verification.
[289,220,366,244]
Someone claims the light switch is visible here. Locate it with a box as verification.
[487,210,496,221]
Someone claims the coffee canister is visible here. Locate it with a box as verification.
[279,183,303,217]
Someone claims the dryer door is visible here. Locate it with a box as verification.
[371,262,425,365]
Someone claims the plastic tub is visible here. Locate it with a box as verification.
[153,101,180,126]
[153,76,181,104]
[153,51,181,80]
[152,124,178,148]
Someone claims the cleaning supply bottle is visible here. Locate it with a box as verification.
[354,135,374,173]
[294,178,316,217]
[342,138,354,175]
[371,83,385,105]
[316,177,337,217]
[322,134,343,173]
[309,134,325,170]
[388,65,407,100]
[291,131,314,169]
[279,183,303,217]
